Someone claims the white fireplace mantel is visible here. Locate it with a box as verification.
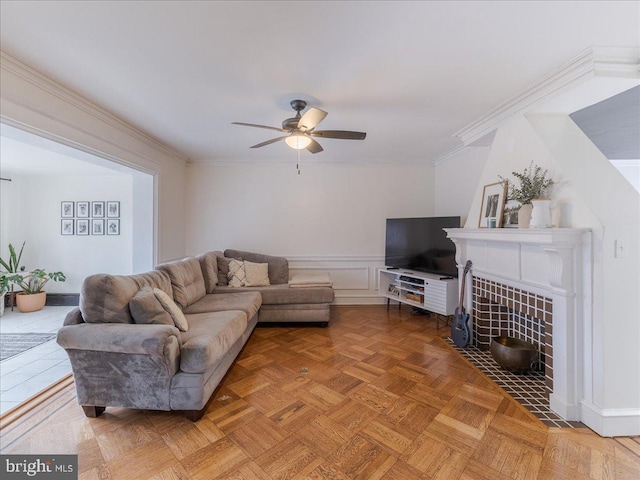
[445,227,592,424]
[444,228,590,295]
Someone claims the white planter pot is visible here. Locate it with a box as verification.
[530,199,552,229]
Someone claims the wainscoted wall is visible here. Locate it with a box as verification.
[287,255,386,305]
[186,162,434,306]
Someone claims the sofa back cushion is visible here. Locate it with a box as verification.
[196,251,218,294]
[224,249,289,285]
[80,270,172,324]
[156,257,206,309]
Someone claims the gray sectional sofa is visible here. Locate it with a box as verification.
[56,250,333,420]
[212,249,334,325]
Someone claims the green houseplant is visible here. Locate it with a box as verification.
[501,162,554,205]
[7,269,66,313]
[0,241,25,274]
[500,162,555,228]
[0,241,25,312]
[0,273,9,317]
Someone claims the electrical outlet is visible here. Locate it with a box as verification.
[615,239,628,259]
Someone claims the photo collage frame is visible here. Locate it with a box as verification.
[61,201,120,236]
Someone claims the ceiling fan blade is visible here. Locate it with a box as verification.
[232,122,286,133]
[298,107,328,132]
[250,136,288,148]
[310,130,367,140]
[306,138,324,154]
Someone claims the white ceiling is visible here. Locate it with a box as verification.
[0,125,136,177]
[1,1,638,165]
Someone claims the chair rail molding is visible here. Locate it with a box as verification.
[286,254,386,305]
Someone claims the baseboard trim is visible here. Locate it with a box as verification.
[581,400,640,437]
[549,393,581,421]
[45,293,80,306]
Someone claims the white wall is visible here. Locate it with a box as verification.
[132,172,154,273]
[186,162,434,303]
[463,114,600,230]
[434,146,490,223]
[528,114,640,436]
[435,112,640,436]
[1,173,134,293]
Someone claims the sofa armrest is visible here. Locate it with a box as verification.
[57,323,182,411]
[57,323,181,355]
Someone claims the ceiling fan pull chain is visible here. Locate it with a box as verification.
[297,149,301,175]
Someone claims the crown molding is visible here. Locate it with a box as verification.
[186,158,430,167]
[0,49,189,164]
[453,46,640,147]
[432,144,468,166]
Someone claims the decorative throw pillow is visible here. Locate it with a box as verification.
[216,255,237,286]
[244,261,270,287]
[227,259,246,287]
[129,286,174,326]
[153,288,189,332]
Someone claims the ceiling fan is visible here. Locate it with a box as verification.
[232,99,366,154]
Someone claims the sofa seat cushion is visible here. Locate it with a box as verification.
[157,257,206,309]
[80,270,173,324]
[179,311,247,374]
[183,292,262,320]
[215,285,334,305]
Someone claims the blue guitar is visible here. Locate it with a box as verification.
[451,260,472,348]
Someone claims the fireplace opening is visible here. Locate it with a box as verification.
[473,277,553,394]
[446,276,583,427]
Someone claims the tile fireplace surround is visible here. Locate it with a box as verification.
[445,228,592,427]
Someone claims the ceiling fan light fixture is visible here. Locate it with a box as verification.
[285,134,311,150]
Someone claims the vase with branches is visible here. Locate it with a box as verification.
[500,162,554,205]
[499,162,555,228]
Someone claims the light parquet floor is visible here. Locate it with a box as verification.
[1,305,638,479]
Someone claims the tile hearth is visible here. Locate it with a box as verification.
[446,338,584,428]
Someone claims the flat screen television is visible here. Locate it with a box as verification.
[385,216,460,277]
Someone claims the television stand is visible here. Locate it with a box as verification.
[378,268,458,328]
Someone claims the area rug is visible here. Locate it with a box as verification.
[0,333,57,362]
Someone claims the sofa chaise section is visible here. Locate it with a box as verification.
[199,249,334,325]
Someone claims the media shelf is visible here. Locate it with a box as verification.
[379,268,458,316]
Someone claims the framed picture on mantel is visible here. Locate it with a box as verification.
[479,182,506,228]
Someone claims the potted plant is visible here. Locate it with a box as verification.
[7,269,66,313]
[0,273,9,317]
[0,241,25,311]
[500,162,554,228]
